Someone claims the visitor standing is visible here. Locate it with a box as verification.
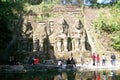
[71,57,76,67]
[102,53,106,66]
[66,58,71,65]
[110,53,116,66]
[57,59,62,67]
[66,58,71,69]
[92,53,96,66]
[34,56,40,65]
[96,54,100,66]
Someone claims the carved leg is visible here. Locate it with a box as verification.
[33,39,38,52]
[39,39,44,52]
[64,38,68,51]
[57,39,62,52]
[81,36,86,51]
[75,38,80,51]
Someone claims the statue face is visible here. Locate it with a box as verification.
[59,19,65,33]
[75,19,81,29]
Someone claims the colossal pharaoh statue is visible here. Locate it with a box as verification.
[57,19,69,52]
[71,19,84,51]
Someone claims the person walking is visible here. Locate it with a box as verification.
[110,53,116,66]
[96,54,100,66]
[92,53,96,66]
[102,53,106,66]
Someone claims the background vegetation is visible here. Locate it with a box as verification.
[94,0,120,51]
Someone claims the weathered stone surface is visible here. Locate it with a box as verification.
[15,5,91,64]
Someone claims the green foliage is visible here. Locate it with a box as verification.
[40,2,52,19]
[94,1,120,51]
[112,37,120,51]
[35,15,43,22]
[0,1,23,49]
[114,0,120,10]
[34,0,60,21]
[0,0,26,64]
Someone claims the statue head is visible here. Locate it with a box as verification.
[75,19,83,30]
[59,18,65,25]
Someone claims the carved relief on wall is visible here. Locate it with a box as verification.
[31,18,86,53]
[46,18,86,53]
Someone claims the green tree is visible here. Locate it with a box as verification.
[0,0,24,64]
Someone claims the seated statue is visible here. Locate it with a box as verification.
[71,19,83,51]
[57,19,69,52]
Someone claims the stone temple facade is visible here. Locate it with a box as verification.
[15,5,91,63]
[31,14,90,62]
[32,18,87,57]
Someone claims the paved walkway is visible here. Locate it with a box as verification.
[75,60,120,71]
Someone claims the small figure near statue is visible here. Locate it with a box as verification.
[66,57,76,69]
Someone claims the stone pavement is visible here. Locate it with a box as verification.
[75,60,120,71]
